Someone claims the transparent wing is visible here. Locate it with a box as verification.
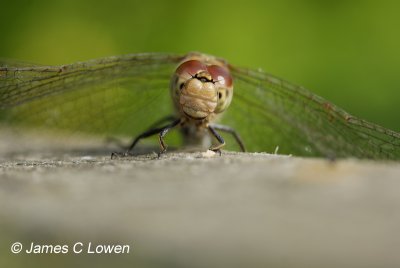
[225,65,400,160]
[2,53,399,160]
[0,53,184,142]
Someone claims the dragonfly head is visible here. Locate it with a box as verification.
[171,58,233,120]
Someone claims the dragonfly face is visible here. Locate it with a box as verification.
[170,53,233,122]
[163,53,241,154]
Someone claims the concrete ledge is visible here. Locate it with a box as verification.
[1,132,400,267]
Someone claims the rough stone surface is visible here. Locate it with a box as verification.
[1,132,400,268]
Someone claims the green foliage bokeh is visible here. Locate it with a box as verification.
[1,0,400,131]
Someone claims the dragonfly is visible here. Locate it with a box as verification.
[0,52,399,160]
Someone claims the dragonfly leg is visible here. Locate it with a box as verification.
[111,118,180,158]
[209,123,246,152]
[208,125,225,156]
[157,118,181,157]
[108,115,177,152]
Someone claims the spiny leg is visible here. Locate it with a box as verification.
[157,119,181,157]
[107,115,177,150]
[111,118,181,158]
[209,123,246,152]
[208,125,225,156]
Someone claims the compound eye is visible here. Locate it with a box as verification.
[207,65,233,87]
[176,60,207,77]
[218,90,225,100]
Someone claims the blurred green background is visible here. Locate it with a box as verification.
[1,0,399,131]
